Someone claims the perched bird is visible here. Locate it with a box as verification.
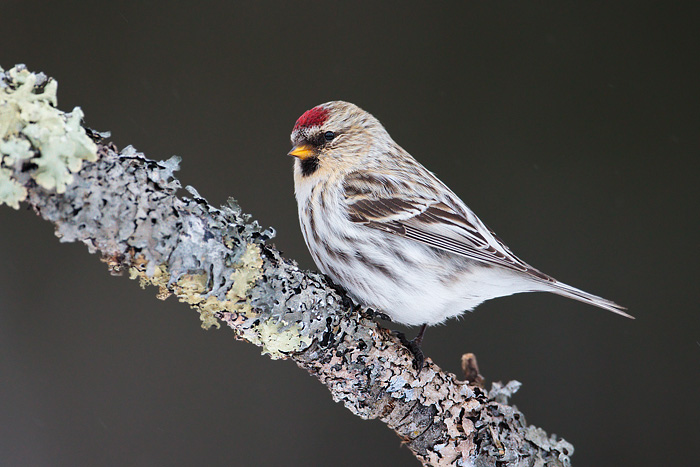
[288,101,632,369]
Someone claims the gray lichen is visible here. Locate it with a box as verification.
[22,139,341,360]
[1,65,575,467]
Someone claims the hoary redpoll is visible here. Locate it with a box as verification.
[288,101,632,368]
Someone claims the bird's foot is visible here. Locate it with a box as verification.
[393,324,427,374]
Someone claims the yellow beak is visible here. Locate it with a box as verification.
[288,144,316,160]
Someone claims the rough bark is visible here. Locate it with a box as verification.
[0,65,574,466]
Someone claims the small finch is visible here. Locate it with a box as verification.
[288,101,632,369]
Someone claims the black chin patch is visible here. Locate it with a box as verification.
[299,156,320,177]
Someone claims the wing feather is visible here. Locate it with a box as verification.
[343,172,551,280]
[340,170,631,318]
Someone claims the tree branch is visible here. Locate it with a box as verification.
[0,65,574,466]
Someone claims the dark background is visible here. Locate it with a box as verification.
[1,2,698,466]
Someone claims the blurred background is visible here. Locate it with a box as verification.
[1,1,698,465]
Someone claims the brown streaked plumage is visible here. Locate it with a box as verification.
[288,101,632,368]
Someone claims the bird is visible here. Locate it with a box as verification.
[288,101,632,370]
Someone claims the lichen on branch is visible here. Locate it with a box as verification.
[0,64,574,467]
[0,64,97,207]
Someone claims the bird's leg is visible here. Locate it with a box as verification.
[393,324,427,373]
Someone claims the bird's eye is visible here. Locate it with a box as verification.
[324,131,336,141]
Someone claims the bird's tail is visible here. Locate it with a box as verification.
[536,279,634,319]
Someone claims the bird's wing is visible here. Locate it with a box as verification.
[342,170,632,318]
[344,172,552,280]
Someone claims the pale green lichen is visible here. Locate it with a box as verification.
[0,167,27,209]
[129,262,222,329]
[223,242,312,357]
[130,242,311,358]
[249,318,314,358]
[0,136,33,164]
[226,243,264,301]
[0,64,98,208]
[129,244,264,332]
[24,106,97,192]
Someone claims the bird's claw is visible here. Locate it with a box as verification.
[393,330,425,374]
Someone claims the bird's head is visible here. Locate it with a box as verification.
[288,101,386,178]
